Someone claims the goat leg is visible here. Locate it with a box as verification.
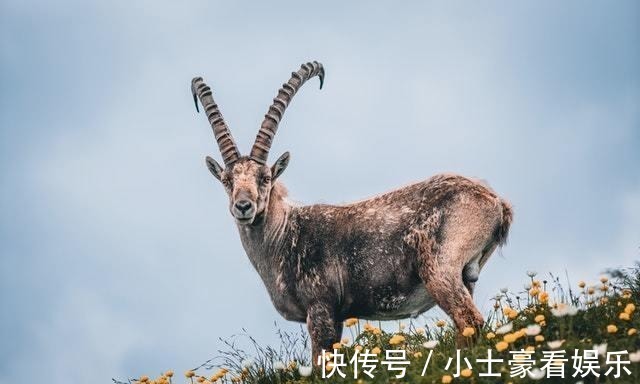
[306,304,340,367]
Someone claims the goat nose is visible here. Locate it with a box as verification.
[235,200,253,213]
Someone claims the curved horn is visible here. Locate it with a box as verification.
[191,77,240,166]
[249,61,324,164]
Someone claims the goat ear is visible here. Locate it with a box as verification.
[205,156,224,181]
[271,152,290,181]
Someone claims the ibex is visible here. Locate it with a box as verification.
[191,61,513,363]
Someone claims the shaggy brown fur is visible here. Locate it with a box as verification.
[191,62,513,364]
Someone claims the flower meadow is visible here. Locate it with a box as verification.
[119,264,640,383]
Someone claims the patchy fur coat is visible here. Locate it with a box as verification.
[236,172,512,360]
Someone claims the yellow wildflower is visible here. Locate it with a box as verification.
[442,375,453,384]
[372,327,382,335]
[164,371,174,378]
[503,333,517,343]
[588,287,595,295]
[341,337,350,345]
[414,351,423,358]
[539,291,549,303]
[345,318,358,327]
[526,346,535,352]
[628,328,637,336]
[139,376,150,383]
[620,312,630,321]
[532,280,541,288]
[607,324,618,334]
[529,287,540,297]
[436,320,446,327]
[462,327,475,337]
[600,284,609,292]
[535,335,545,342]
[354,345,363,352]
[534,314,545,323]
[389,334,406,345]
[578,281,586,288]
[496,341,509,352]
[625,303,636,314]
[332,342,342,350]
[600,276,608,283]
[415,327,426,335]
[197,377,205,383]
[486,332,496,340]
[371,346,381,355]
[185,371,195,378]
[461,368,472,378]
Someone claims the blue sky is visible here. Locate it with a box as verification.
[1,1,638,382]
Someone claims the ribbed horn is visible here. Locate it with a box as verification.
[249,61,324,165]
[191,77,240,166]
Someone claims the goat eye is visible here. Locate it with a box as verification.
[262,176,271,184]
[222,179,230,187]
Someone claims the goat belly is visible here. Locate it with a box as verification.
[344,280,437,321]
[371,284,437,320]
[269,290,307,323]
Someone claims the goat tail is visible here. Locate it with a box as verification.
[495,199,513,247]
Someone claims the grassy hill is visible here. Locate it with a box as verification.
[122,264,640,383]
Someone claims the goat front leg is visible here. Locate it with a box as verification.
[307,304,339,366]
[334,321,344,343]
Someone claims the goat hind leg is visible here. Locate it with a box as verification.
[421,253,484,345]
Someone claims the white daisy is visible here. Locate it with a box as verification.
[422,340,439,349]
[547,340,565,349]
[525,324,541,336]
[527,367,545,380]
[298,365,313,377]
[593,343,607,357]
[495,322,513,335]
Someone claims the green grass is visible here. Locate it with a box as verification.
[122,263,640,384]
